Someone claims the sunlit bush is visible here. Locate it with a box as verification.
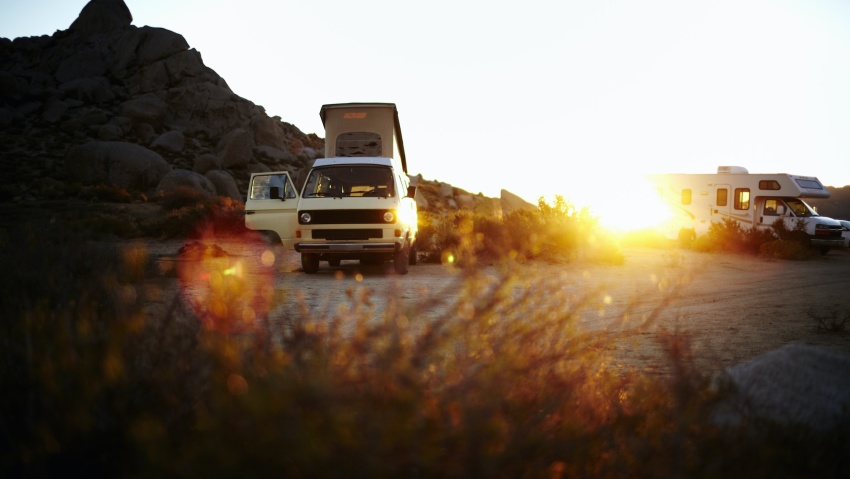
[3,221,848,477]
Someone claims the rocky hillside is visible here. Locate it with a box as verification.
[0,0,533,217]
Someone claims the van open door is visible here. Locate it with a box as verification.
[244,171,299,248]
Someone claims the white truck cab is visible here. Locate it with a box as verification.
[245,103,418,274]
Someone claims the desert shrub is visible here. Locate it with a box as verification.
[2,226,848,477]
[417,196,609,265]
[693,218,787,255]
[89,183,135,203]
[758,239,811,260]
[148,188,247,238]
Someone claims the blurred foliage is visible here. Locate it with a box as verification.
[1,220,848,478]
[417,195,621,266]
[690,217,820,260]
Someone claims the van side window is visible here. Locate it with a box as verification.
[336,132,382,157]
[249,174,296,200]
[734,188,750,210]
[759,180,781,190]
[716,188,728,207]
[681,189,692,205]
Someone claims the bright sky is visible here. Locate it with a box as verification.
[3,0,850,211]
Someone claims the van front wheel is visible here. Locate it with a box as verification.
[394,243,410,275]
[302,253,320,274]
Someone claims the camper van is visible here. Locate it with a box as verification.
[244,103,418,274]
[646,166,844,253]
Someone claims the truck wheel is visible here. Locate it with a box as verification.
[394,243,410,275]
[302,253,320,274]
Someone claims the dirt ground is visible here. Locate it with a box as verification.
[143,235,850,376]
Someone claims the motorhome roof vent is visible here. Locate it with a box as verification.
[717,166,749,174]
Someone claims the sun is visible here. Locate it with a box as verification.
[577,177,673,234]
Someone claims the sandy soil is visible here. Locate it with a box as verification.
[142,235,850,376]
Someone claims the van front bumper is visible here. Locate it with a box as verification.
[295,242,399,254]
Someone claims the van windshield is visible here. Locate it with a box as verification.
[303,166,395,198]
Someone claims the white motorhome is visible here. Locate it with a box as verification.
[645,166,844,253]
[244,103,418,274]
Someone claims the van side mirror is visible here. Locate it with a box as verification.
[270,186,283,200]
[407,185,417,198]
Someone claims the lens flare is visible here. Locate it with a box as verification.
[177,229,276,333]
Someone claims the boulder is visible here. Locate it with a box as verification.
[500,189,536,214]
[59,76,115,104]
[64,141,171,190]
[136,27,189,66]
[205,169,243,201]
[55,49,108,83]
[715,343,850,432]
[192,153,220,174]
[119,93,168,128]
[254,145,296,164]
[217,128,254,168]
[155,169,216,198]
[69,0,133,36]
[150,130,185,152]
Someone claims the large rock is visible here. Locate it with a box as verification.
[119,93,168,128]
[64,141,171,190]
[205,169,242,201]
[500,189,536,214]
[150,130,185,152]
[217,128,254,168]
[715,343,850,432]
[155,169,216,198]
[69,0,133,36]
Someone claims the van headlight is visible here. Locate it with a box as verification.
[383,211,396,223]
[300,212,312,224]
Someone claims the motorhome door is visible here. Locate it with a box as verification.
[712,185,731,222]
[245,171,299,248]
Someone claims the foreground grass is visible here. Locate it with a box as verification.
[1,221,848,478]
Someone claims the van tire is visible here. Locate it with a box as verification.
[302,253,320,274]
[409,243,417,265]
[394,243,410,275]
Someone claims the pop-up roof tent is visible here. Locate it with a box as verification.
[319,103,408,174]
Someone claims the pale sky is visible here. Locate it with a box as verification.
[3,0,849,207]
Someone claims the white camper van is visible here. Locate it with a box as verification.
[244,103,418,274]
[646,166,844,253]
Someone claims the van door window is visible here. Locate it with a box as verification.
[250,173,296,200]
[734,188,750,210]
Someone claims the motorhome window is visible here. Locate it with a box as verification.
[249,174,296,200]
[336,132,382,157]
[786,198,815,217]
[795,179,823,190]
[763,199,780,216]
[734,188,750,210]
[716,188,728,206]
[681,189,692,205]
[758,180,781,190]
[303,166,395,198]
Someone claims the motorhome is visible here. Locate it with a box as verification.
[645,166,844,253]
[244,103,418,274]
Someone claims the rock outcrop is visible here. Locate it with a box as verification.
[0,0,529,214]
